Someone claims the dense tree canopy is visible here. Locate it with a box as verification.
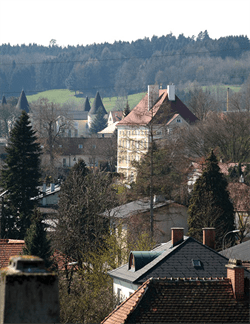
[53,160,117,269]
[1,111,42,239]
[188,151,235,250]
[0,33,249,98]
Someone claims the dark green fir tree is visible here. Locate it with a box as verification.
[1,111,42,239]
[90,107,107,134]
[123,101,130,118]
[23,209,53,268]
[188,150,235,250]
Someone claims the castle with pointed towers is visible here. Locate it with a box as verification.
[1,90,108,138]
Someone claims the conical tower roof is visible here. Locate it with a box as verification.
[83,96,91,112]
[1,95,7,105]
[89,92,107,115]
[16,90,29,113]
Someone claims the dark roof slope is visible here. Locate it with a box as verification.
[89,92,107,115]
[1,95,7,105]
[108,237,250,284]
[220,240,250,261]
[16,90,29,113]
[83,96,91,112]
[102,278,249,323]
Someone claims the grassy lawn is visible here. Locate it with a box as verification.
[27,90,147,112]
[27,84,242,112]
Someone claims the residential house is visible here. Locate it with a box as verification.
[106,198,188,244]
[41,137,116,170]
[116,84,198,180]
[108,227,250,301]
[102,261,249,323]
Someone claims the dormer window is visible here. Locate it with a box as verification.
[128,251,163,271]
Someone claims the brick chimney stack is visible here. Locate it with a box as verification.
[203,227,215,249]
[171,227,184,247]
[226,259,245,300]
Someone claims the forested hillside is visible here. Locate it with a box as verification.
[0,31,249,99]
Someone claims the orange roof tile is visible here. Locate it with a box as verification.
[102,278,249,323]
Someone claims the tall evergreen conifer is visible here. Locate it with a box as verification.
[188,151,235,249]
[23,209,52,268]
[1,111,41,239]
[90,107,107,134]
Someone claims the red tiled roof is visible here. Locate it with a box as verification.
[102,278,249,323]
[191,161,247,176]
[0,239,25,268]
[117,89,198,127]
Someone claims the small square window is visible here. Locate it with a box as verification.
[78,144,83,148]
[192,259,201,267]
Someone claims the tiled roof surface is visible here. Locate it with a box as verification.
[50,137,116,156]
[117,90,198,126]
[0,239,25,268]
[220,240,250,262]
[191,161,246,176]
[102,278,249,323]
[108,237,250,284]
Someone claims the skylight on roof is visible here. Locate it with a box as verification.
[192,259,201,267]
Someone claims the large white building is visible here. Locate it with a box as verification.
[116,84,198,180]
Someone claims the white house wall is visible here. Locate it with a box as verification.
[113,278,139,301]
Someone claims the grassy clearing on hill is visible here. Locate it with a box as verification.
[27,84,242,112]
[27,90,147,112]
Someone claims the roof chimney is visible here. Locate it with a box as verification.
[167,84,175,101]
[226,259,245,300]
[148,85,159,110]
[171,227,184,247]
[203,227,215,249]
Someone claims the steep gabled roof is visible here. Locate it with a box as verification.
[83,96,91,112]
[89,92,107,115]
[102,277,249,323]
[16,90,29,113]
[117,89,198,127]
[108,236,250,284]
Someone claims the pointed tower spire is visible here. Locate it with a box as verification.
[16,90,29,113]
[1,95,7,105]
[83,96,91,112]
[89,92,107,115]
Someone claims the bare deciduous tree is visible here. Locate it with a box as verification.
[30,98,73,180]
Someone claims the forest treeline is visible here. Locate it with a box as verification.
[0,31,250,98]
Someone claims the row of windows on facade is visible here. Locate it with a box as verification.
[119,129,149,137]
[118,139,148,150]
[119,154,141,164]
